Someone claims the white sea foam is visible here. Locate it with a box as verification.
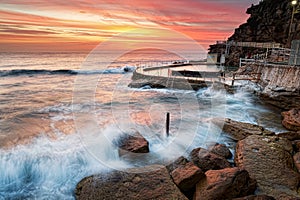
[0,126,131,199]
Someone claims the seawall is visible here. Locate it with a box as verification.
[238,64,300,109]
[129,70,209,91]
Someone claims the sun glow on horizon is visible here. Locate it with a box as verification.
[0,0,260,52]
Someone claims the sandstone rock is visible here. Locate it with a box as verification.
[235,135,300,199]
[194,167,256,200]
[75,165,188,200]
[293,152,300,173]
[170,162,204,192]
[117,131,149,155]
[282,109,300,131]
[210,143,232,159]
[166,156,189,173]
[278,131,300,141]
[211,118,274,141]
[190,147,231,172]
[226,1,300,49]
[232,195,275,200]
[259,94,300,111]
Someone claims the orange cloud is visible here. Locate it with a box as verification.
[0,0,259,52]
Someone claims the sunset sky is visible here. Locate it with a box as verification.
[0,0,259,52]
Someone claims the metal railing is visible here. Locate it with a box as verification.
[135,61,219,83]
[239,58,256,68]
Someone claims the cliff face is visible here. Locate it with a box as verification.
[208,0,300,67]
[229,0,300,46]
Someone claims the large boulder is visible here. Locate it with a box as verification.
[75,165,188,200]
[166,156,189,173]
[211,118,274,141]
[235,135,300,199]
[282,109,300,131]
[170,162,204,192]
[117,131,149,155]
[194,167,256,200]
[210,143,232,159]
[166,157,201,199]
[190,147,231,172]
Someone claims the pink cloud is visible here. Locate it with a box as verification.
[0,0,259,51]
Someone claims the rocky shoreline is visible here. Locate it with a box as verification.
[74,0,300,198]
[75,64,300,199]
[74,118,300,200]
[75,54,300,200]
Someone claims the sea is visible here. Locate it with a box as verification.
[0,50,286,199]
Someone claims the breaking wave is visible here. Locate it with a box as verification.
[0,66,136,77]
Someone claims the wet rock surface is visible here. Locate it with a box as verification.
[166,156,189,173]
[190,147,231,172]
[282,109,300,131]
[117,131,149,154]
[212,118,274,141]
[210,143,232,159]
[235,135,300,199]
[194,167,256,200]
[76,116,300,199]
[75,165,188,200]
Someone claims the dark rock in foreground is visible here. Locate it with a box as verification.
[166,156,201,199]
[282,109,300,131]
[211,118,274,141]
[75,165,188,200]
[190,147,231,172]
[170,162,204,192]
[293,140,300,152]
[166,156,189,173]
[194,167,256,200]
[210,143,232,159]
[117,131,149,155]
[235,135,300,199]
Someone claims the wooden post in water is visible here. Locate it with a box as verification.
[231,73,236,86]
[166,112,170,137]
